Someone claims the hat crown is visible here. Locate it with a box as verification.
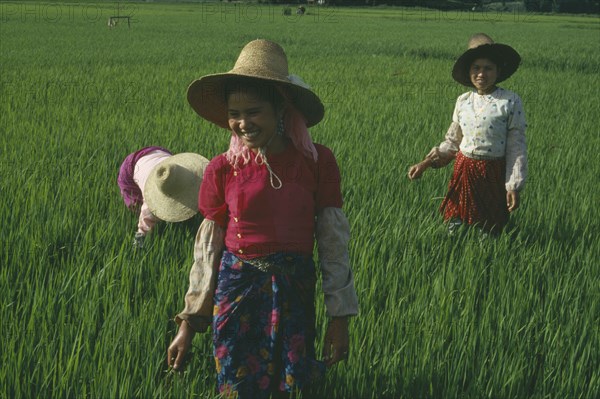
[231,40,289,81]
[144,152,208,222]
[467,33,494,49]
[187,39,324,128]
[155,164,192,198]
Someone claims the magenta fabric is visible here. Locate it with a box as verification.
[117,146,172,208]
[199,143,343,258]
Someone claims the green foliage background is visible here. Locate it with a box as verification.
[1,2,599,398]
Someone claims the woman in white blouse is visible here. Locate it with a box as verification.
[408,33,528,235]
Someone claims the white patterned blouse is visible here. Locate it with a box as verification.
[428,87,528,192]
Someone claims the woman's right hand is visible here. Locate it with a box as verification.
[167,320,196,370]
[323,316,349,367]
[407,160,430,180]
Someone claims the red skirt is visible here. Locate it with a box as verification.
[440,152,509,233]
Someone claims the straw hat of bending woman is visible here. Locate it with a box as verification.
[408,33,528,235]
[167,40,359,398]
[118,147,209,248]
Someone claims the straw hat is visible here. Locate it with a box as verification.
[452,33,521,87]
[187,39,324,128]
[144,153,209,222]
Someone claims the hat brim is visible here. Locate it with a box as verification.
[452,43,521,87]
[144,153,209,223]
[187,73,324,129]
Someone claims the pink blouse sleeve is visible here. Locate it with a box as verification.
[314,144,343,211]
[198,156,229,228]
[137,201,159,235]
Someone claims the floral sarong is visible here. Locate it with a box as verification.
[440,151,509,233]
[213,250,325,398]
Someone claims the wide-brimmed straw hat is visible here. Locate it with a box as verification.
[452,33,521,87]
[187,39,324,128]
[144,153,209,222]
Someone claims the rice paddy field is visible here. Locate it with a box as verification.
[1,1,599,398]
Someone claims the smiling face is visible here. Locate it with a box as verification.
[227,88,283,153]
[469,58,499,94]
[225,80,288,154]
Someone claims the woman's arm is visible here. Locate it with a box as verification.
[167,218,225,370]
[175,219,225,331]
[133,202,159,248]
[504,94,527,212]
[408,122,463,179]
[316,207,358,366]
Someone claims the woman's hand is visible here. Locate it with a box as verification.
[167,320,196,371]
[132,232,145,249]
[507,190,520,212]
[407,160,431,180]
[323,316,349,367]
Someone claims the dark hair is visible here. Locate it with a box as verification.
[224,77,285,112]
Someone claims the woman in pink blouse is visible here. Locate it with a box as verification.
[408,33,528,235]
[167,40,358,398]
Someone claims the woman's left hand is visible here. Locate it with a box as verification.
[323,316,349,367]
[507,191,520,212]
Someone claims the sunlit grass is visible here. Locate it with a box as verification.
[1,2,599,398]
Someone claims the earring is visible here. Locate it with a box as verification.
[277,117,285,136]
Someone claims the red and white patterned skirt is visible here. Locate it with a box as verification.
[440,152,509,233]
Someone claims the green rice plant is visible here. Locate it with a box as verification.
[1,2,598,398]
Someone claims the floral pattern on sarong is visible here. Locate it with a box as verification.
[213,251,325,398]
